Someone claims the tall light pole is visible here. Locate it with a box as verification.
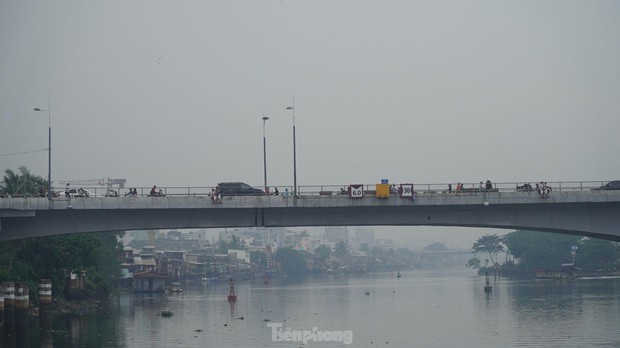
[33,105,52,201]
[262,115,269,195]
[286,102,297,197]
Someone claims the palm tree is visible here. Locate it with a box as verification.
[472,234,504,266]
[2,166,48,196]
[466,257,481,270]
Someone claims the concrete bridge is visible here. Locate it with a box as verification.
[1,184,620,242]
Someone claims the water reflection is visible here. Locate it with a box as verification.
[22,272,620,347]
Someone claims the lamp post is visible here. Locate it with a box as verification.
[33,106,52,201]
[262,115,269,195]
[286,103,297,197]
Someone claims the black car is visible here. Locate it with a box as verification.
[594,180,620,190]
[216,182,264,197]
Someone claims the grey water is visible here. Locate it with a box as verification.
[21,269,620,347]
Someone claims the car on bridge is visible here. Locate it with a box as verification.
[594,180,620,190]
[216,182,264,197]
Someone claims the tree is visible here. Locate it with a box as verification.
[218,235,246,253]
[0,231,124,299]
[371,246,386,259]
[2,166,48,196]
[250,250,267,269]
[424,242,447,251]
[275,247,308,276]
[471,234,504,266]
[359,243,370,253]
[334,241,348,258]
[466,257,481,270]
[502,230,581,276]
[314,244,331,261]
[574,238,618,271]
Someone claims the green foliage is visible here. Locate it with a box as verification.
[0,166,124,300]
[499,230,619,275]
[424,242,447,251]
[250,250,267,268]
[359,243,370,253]
[333,241,348,258]
[275,247,308,276]
[472,234,504,265]
[466,257,481,270]
[314,244,332,261]
[574,238,618,271]
[0,231,124,301]
[502,230,580,274]
[2,166,49,196]
[218,235,246,253]
[394,247,417,259]
[371,246,385,258]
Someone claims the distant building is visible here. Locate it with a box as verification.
[165,230,200,241]
[133,271,167,293]
[295,236,313,251]
[347,251,373,271]
[228,249,250,264]
[129,230,154,242]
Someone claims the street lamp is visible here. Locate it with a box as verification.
[262,115,269,195]
[33,106,52,201]
[286,103,297,197]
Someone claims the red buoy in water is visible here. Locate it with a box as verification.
[227,278,237,301]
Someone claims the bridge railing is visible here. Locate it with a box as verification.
[295,181,608,197]
[11,181,611,199]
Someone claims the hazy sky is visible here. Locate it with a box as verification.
[2,1,619,248]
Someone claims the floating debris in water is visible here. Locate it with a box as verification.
[161,311,174,318]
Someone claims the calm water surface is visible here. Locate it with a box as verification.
[20,270,620,347]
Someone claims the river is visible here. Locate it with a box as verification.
[15,269,620,347]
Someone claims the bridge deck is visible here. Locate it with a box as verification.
[1,190,619,242]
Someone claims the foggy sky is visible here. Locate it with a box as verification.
[1,1,619,248]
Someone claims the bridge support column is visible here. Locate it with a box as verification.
[15,282,30,347]
[39,279,53,348]
[0,286,4,347]
[2,282,15,347]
